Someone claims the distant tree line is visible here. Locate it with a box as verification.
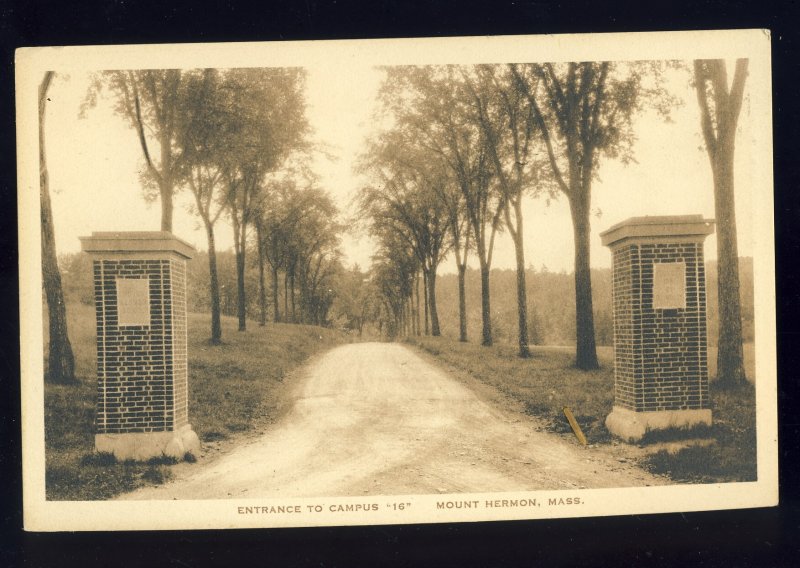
[433,261,754,348]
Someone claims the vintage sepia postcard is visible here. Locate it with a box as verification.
[17,29,777,531]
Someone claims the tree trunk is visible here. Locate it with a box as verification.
[40,72,76,384]
[423,270,429,335]
[409,276,416,336]
[508,200,531,358]
[159,127,173,232]
[512,202,531,358]
[694,59,748,387]
[283,271,289,324]
[479,258,493,347]
[230,209,247,332]
[159,178,173,233]
[256,224,267,327]
[457,263,468,342]
[406,286,411,336]
[407,298,412,336]
[290,270,296,323]
[400,300,405,337]
[398,300,404,337]
[235,247,246,331]
[271,265,280,323]
[570,196,599,370]
[206,223,222,344]
[713,139,747,386]
[474,227,494,348]
[415,271,421,336]
[427,268,441,336]
[410,279,417,336]
[409,296,414,337]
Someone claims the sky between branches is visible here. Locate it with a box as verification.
[45,62,754,274]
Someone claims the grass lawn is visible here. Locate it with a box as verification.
[408,335,757,484]
[45,302,349,500]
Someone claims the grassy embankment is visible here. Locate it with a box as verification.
[408,336,757,484]
[45,302,348,500]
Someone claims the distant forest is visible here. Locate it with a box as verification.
[432,258,754,347]
[59,252,754,348]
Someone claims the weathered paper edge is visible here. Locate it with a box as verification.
[17,29,778,532]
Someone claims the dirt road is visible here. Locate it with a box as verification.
[124,342,663,500]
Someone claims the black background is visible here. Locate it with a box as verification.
[2,1,799,566]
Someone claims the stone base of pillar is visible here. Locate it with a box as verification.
[95,424,201,462]
[605,406,712,443]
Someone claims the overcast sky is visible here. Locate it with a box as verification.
[44,62,754,274]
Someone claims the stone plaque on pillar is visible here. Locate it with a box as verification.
[652,262,686,309]
[80,231,200,461]
[116,277,152,326]
[600,215,715,442]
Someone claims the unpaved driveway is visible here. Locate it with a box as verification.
[124,342,663,500]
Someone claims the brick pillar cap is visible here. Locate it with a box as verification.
[79,231,195,259]
[600,215,715,247]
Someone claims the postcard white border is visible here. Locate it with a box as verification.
[17,29,777,531]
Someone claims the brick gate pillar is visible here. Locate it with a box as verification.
[600,215,715,442]
[80,231,200,461]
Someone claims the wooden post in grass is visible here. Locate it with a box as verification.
[601,215,715,442]
[81,231,200,461]
[563,407,588,446]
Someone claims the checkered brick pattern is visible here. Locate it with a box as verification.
[93,257,189,433]
[611,241,709,412]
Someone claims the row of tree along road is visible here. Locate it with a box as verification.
[355,60,749,385]
[82,69,342,344]
[42,67,343,371]
[40,60,750,388]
